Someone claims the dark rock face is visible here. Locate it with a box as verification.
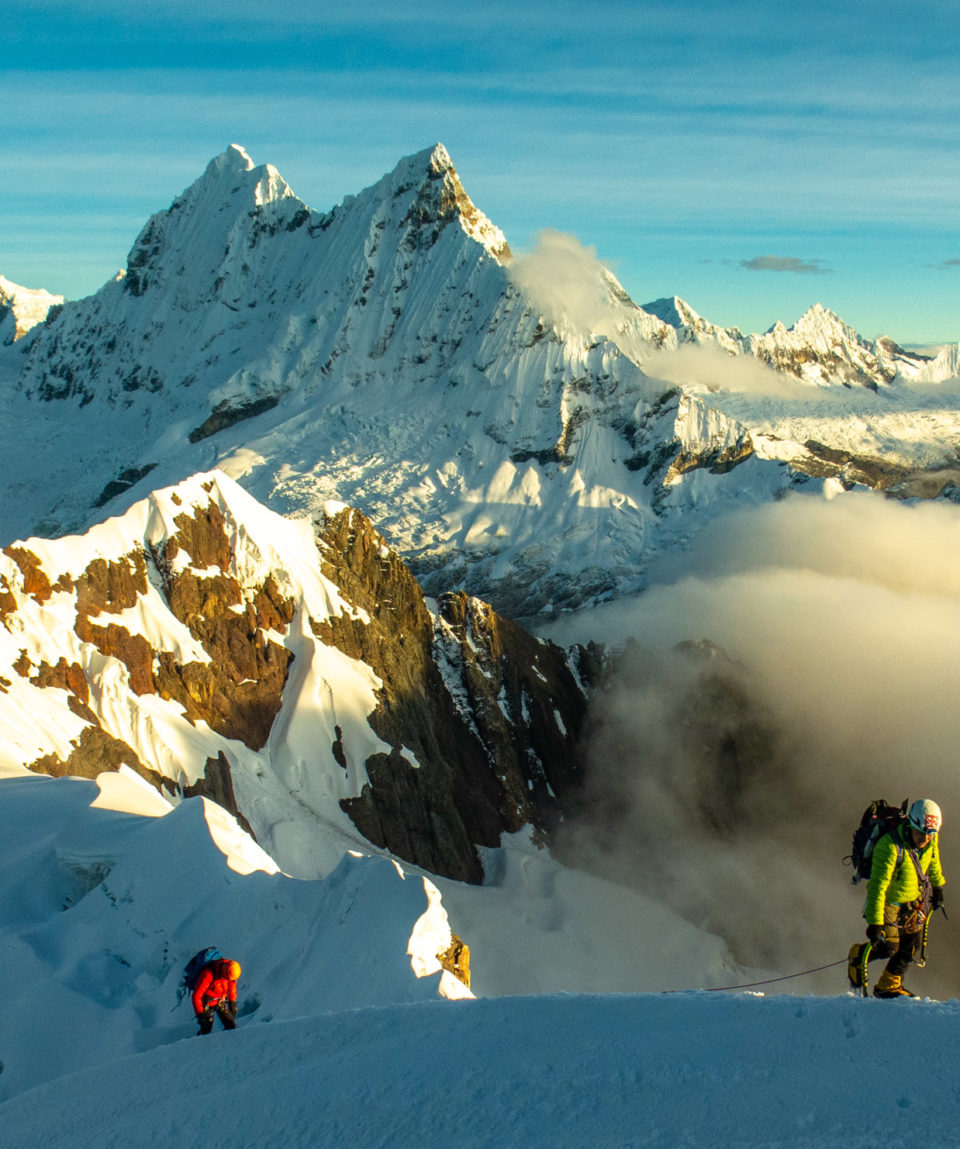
[314,506,589,883]
[188,395,281,444]
[183,751,256,838]
[93,465,157,508]
[797,440,910,491]
[28,725,170,794]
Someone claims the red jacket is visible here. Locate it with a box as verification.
[192,960,238,1015]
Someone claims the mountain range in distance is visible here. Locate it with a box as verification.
[1,143,959,620]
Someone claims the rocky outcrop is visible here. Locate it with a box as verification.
[152,516,296,751]
[794,441,911,491]
[3,495,295,805]
[93,465,157,509]
[313,505,589,883]
[183,751,256,838]
[437,935,471,988]
[188,396,281,444]
[28,725,168,793]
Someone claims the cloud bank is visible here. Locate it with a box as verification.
[553,491,960,994]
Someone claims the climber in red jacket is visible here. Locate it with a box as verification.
[192,957,242,1034]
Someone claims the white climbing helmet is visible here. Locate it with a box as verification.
[908,798,942,835]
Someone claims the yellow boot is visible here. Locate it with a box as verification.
[873,969,915,999]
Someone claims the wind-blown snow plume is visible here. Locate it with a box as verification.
[550,491,960,995]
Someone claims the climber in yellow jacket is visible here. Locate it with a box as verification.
[849,798,945,998]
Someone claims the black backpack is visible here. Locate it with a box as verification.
[176,946,222,1006]
[845,799,908,884]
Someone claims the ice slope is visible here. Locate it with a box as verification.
[3,984,959,1149]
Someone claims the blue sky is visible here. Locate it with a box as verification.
[2,0,958,343]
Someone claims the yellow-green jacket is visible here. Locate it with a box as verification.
[864,824,945,925]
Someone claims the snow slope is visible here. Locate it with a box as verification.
[4,982,959,1148]
[5,746,955,1149]
[0,748,756,1110]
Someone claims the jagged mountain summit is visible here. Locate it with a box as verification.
[0,470,589,883]
[642,296,942,388]
[0,274,63,345]
[1,143,959,616]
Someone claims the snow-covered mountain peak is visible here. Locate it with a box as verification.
[372,142,510,260]
[640,293,747,354]
[105,143,304,301]
[186,143,294,211]
[0,274,25,297]
[745,301,913,389]
[643,295,704,328]
[792,301,851,339]
[208,142,255,175]
[0,274,64,343]
[390,141,455,181]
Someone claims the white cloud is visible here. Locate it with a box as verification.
[643,343,817,398]
[506,229,622,336]
[554,491,960,993]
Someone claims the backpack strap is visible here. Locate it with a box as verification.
[895,826,933,905]
[905,847,933,905]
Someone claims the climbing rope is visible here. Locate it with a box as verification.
[690,958,848,993]
[700,906,944,993]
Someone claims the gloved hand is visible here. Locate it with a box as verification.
[866,924,889,956]
[932,886,945,911]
